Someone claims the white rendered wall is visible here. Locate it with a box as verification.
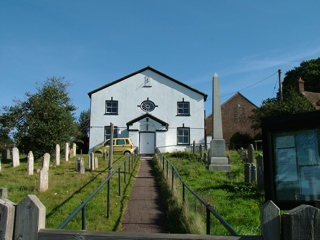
[89,69,205,153]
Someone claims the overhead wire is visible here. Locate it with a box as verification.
[220,71,279,99]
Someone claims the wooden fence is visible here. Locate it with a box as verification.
[1,191,319,239]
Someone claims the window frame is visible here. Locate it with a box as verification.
[105,100,118,115]
[177,127,190,145]
[177,101,190,116]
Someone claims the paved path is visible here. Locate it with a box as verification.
[121,156,168,233]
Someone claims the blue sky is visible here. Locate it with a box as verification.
[1,1,320,118]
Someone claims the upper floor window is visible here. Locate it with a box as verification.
[177,100,190,116]
[177,127,190,145]
[105,99,118,115]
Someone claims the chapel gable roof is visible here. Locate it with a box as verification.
[88,66,208,100]
[221,92,257,108]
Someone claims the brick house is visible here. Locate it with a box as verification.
[295,77,320,109]
[205,92,258,149]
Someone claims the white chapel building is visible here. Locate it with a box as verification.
[88,66,208,154]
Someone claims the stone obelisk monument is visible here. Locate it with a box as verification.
[209,73,231,172]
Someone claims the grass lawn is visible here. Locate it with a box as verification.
[155,150,264,236]
[0,153,139,231]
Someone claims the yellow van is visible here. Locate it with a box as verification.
[93,138,134,155]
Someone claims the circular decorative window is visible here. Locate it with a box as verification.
[140,100,156,112]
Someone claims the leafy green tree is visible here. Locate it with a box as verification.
[0,77,78,158]
[283,57,320,92]
[77,109,90,153]
[251,87,315,129]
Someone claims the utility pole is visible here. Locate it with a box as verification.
[109,122,114,175]
[278,69,283,102]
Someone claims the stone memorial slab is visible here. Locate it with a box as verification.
[65,142,69,161]
[42,153,50,171]
[39,169,49,192]
[80,158,85,174]
[12,147,20,167]
[209,73,231,172]
[282,204,320,240]
[56,144,60,166]
[27,151,34,175]
[0,198,16,240]
[248,144,254,163]
[260,200,280,240]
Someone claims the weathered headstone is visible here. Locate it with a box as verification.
[75,158,80,172]
[39,169,49,192]
[65,142,69,162]
[27,151,34,175]
[14,195,46,240]
[260,200,280,240]
[94,157,98,169]
[72,143,76,157]
[89,152,95,170]
[282,204,320,240]
[11,147,20,167]
[42,153,50,172]
[2,150,7,161]
[245,163,257,183]
[0,187,8,199]
[244,163,251,183]
[103,149,107,160]
[209,73,231,172]
[80,158,85,174]
[56,144,60,166]
[256,154,264,190]
[247,144,254,163]
[0,198,16,240]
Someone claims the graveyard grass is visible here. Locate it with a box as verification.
[0,154,139,231]
[155,150,265,236]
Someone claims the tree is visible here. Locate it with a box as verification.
[283,57,320,92]
[77,109,90,153]
[0,77,78,158]
[251,87,315,130]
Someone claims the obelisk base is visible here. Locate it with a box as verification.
[209,139,231,172]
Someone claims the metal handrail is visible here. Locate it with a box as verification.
[156,150,239,236]
[57,154,137,229]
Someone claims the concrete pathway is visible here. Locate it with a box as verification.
[121,156,167,233]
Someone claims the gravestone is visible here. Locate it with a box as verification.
[260,200,280,240]
[0,187,8,199]
[0,198,15,240]
[256,154,264,190]
[75,158,81,172]
[89,152,95,170]
[27,151,34,175]
[56,144,60,166]
[247,144,254,163]
[65,142,69,161]
[103,150,107,160]
[208,73,231,172]
[72,143,76,157]
[80,158,85,174]
[245,163,257,183]
[94,157,98,169]
[12,147,20,167]
[282,204,320,239]
[42,153,50,171]
[39,169,49,192]
[244,163,251,183]
[2,149,9,161]
[14,195,46,240]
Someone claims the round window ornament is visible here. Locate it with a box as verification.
[140,100,156,112]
